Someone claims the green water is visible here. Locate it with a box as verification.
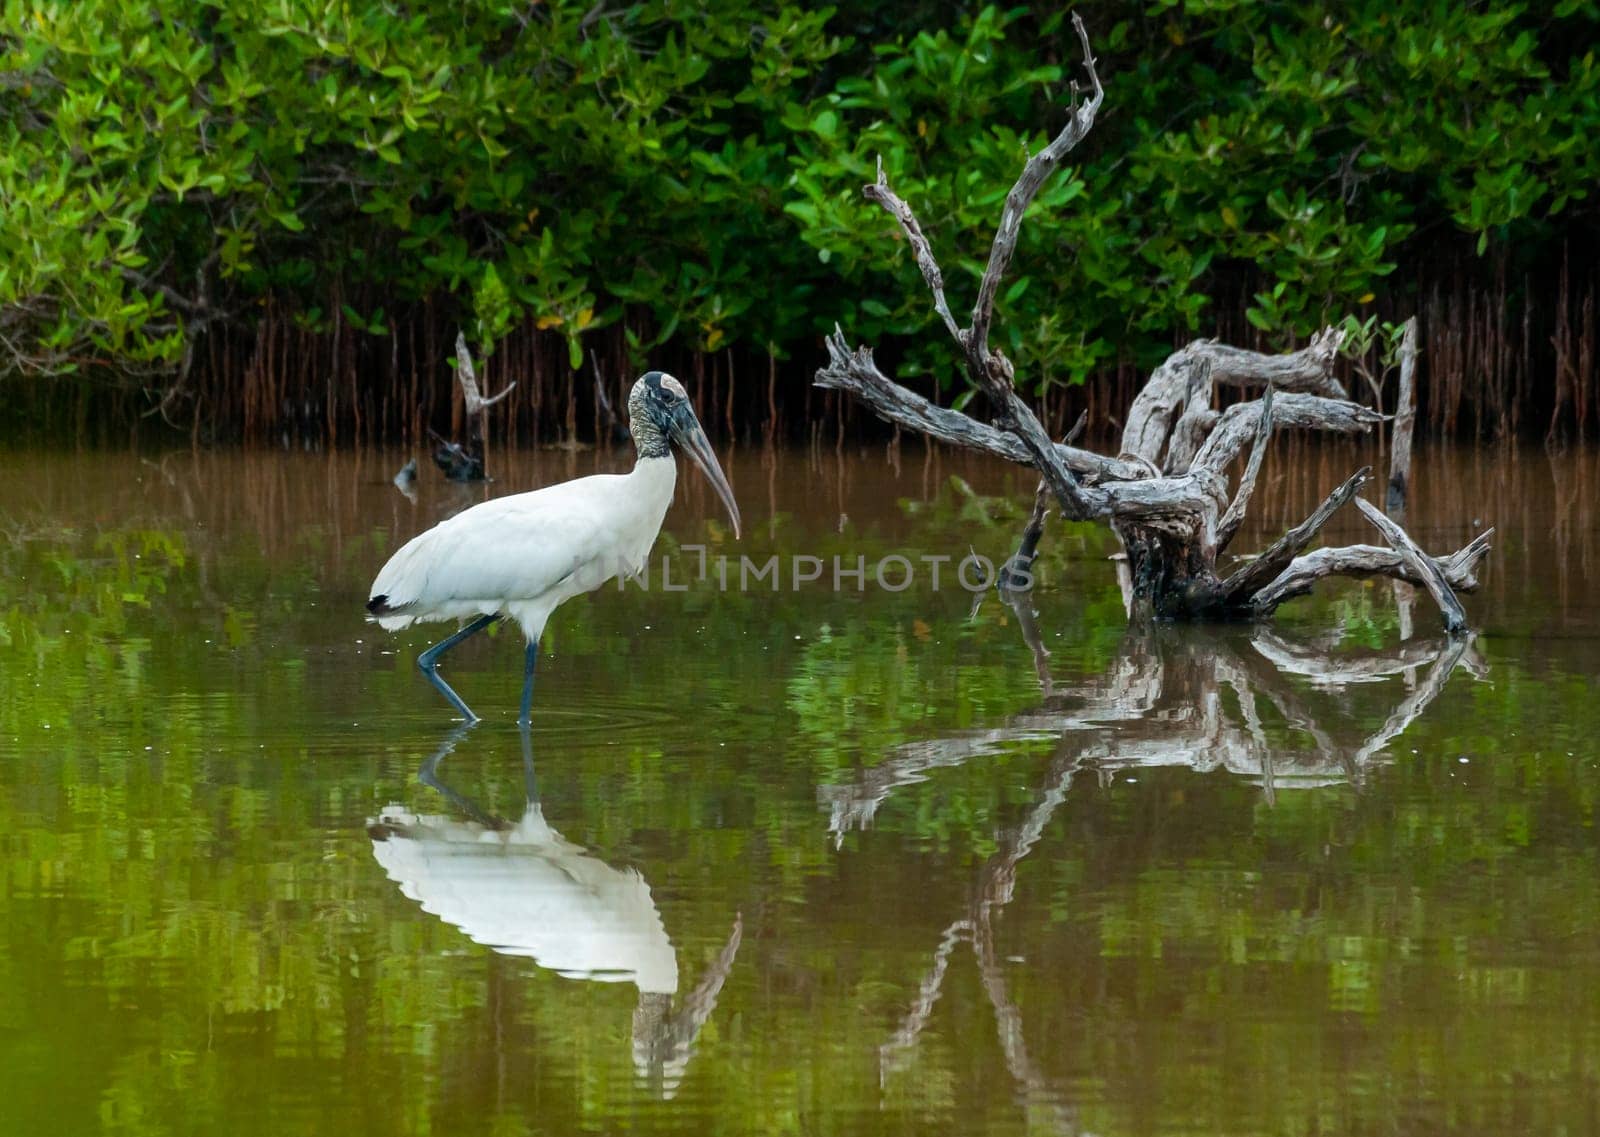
[2,443,1597,1136]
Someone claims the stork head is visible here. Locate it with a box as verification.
[629,372,741,538]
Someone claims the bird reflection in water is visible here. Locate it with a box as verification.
[368,727,741,1098]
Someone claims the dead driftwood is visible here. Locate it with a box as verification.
[814,16,1489,634]
[433,332,516,481]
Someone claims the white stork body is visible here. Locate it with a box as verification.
[367,371,739,722]
[370,455,676,644]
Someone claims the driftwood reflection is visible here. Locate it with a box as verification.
[823,607,1482,841]
[850,598,1482,1131]
[880,745,1087,1132]
[368,728,740,1098]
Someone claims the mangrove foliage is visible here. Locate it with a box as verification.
[1,1,1597,438]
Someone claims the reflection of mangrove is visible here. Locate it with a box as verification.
[822,599,1483,840]
[857,608,1479,1131]
[368,728,740,1098]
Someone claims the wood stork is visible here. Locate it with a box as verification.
[368,729,742,1095]
[367,372,741,722]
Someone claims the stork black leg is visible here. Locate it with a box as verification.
[518,639,539,725]
[416,614,498,722]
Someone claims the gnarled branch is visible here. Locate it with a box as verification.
[815,328,1143,482]
[862,158,961,343]
[1252,530,1494,613]
[854,17,1104,523]
[1193,392,1384,472]
[1215,385,1274,553]
[969,12,1103,357]
[811,18,1487,633]
[1122,326,1348,465]
[1354,497,1469,634]
[1211,466,1372,606]
[1387,316,1419,512]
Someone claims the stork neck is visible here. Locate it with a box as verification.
[631,413,670,460]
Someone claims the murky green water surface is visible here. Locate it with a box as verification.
[2,441,1597,1136]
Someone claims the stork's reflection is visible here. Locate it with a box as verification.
[368,727,740,1098]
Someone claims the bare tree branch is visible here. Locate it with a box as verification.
[1251,529,1493,613]
[1387,316,1419,513]
[1164,356,1216,472]
[1214,467,1372,605]
[852,18,1104,522]
[1216,385,1274,552]
[969,12,1103,357]
[454,331,516,414]
[1194,392,1383,472]
[1354,497,1469,634]
[1123,327,1348,464]
[815,329,1144,482]
[1000,414,1088,591]
[862,157,961,344]
[811,21,1484,632]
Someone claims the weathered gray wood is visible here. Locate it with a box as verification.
[1355,497,1469,634]
[439,332,518,481]
[1214,467,1371,605]
[1165,356,1216,472]
[853,20,1104,523]
[981,358,1095,521]
[1102,471,1223,524]
[1122,327,1349,464]
[1251,530,1493,613]
[1387,316,1418,513]
[1120,350,1201,465]
[1215,385,1274,553]
[1000,411,1086,593]
[811,23,1484,632]
[814,330,1144,481]
[822,307,1472,626]
[969,12,1103,358]
[1203,329,1348,396]
[862,157,961,343]
[454,332,515,416]
[1194,393,1383,472]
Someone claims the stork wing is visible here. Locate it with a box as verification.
[369,484,623,620]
